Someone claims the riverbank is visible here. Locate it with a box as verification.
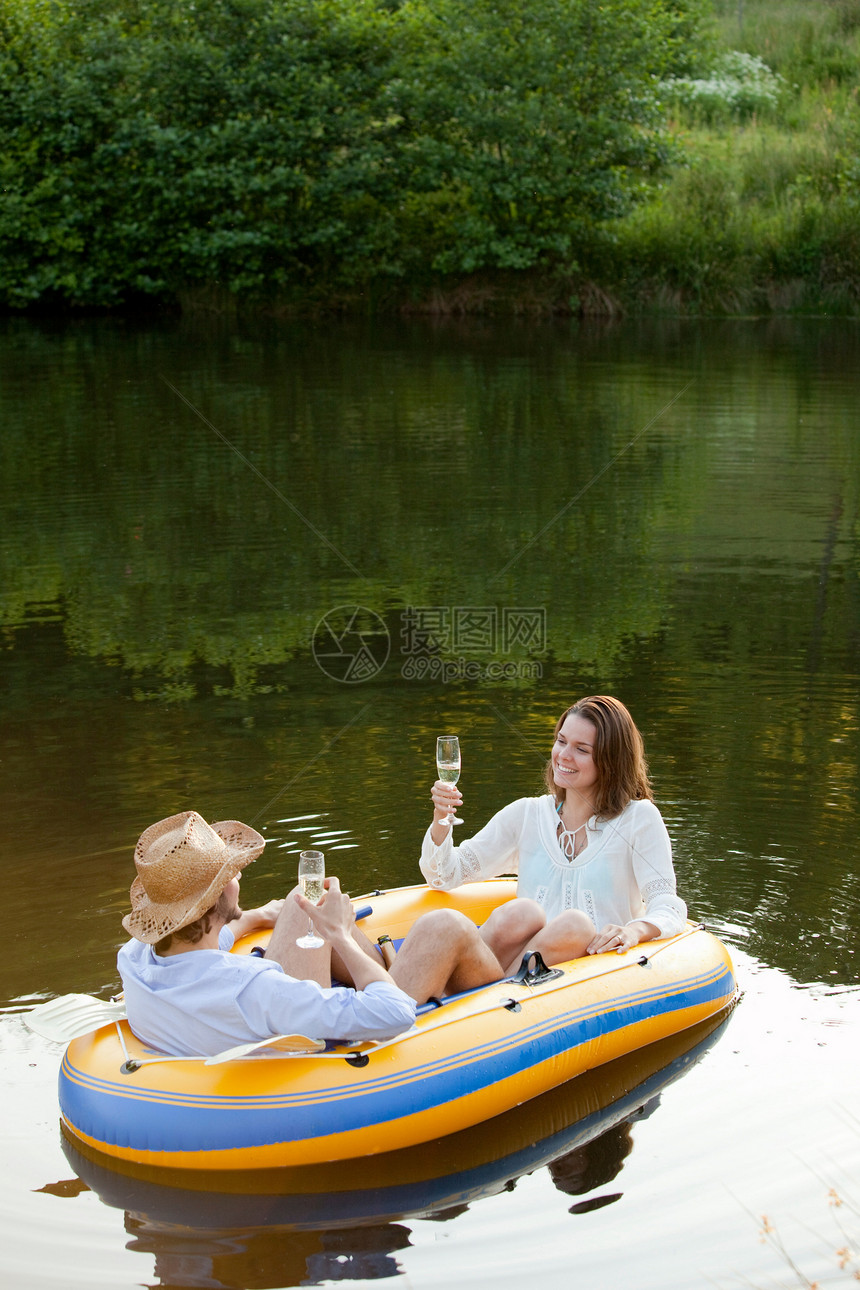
[2,0,858,319]
[189,0,860,319]
[399,0,860,318]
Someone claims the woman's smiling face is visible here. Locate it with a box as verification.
[551,712,599,799]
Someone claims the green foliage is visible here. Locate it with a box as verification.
[597,110,860,313]
[660,49,785,122]
[0,0,703,307]
[590,0,860,315]
[0,0,401,305]
[6,0,856,314]
[384,0,685,276]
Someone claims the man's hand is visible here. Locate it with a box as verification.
[253,899,286,927]
[229,899,285,941]
[294,877,393,991]
[294,876,355,945]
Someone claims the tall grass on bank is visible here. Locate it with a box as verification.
[595,0,860,315]
[724,0,860,87]
[601,111,860,314]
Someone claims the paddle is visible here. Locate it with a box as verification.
[23,994,327,1065]
[203,1034,327,1064]
[23,994,127,1044]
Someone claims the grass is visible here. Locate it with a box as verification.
[594,0,860,316]
[745,1183,860,1288]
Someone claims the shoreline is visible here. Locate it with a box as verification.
[3,272,859,321]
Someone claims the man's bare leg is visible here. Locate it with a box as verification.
[265,895,508,1003]
[389,909,504,1002]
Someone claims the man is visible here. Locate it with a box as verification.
[118,810,512,1058]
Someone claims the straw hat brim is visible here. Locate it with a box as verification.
[122,819,265,944]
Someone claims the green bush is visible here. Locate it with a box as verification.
[386,0,689,277]
[0,0,704,308]
[0,0,403,305]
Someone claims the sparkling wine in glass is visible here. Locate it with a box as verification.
[296,850,325,948]
[436,735,464,827]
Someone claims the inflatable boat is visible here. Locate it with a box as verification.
[60,1010,733,1227]
[55,880,737,1171]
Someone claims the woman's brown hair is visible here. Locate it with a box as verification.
[543,695,653,819]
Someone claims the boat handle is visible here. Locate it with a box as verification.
[345,1052,370,1067]
[511,951,564,987]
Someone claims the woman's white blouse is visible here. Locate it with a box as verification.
[419,794,687,937]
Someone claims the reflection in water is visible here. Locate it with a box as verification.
[548,1096,660,1214]
[34,1176,90,1199]
[2,314,859,1007]
[47,1016,730,1289]
[549,1120,633,1203]
[119,1118,648,1287]
[124,1218,413,1289]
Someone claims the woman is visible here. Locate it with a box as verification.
[420,696,687,973]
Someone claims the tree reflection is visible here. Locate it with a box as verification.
[3,315,859,991]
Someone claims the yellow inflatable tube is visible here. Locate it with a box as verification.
[59,881,737,1171]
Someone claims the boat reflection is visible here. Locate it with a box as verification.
[54,1011,733,1287]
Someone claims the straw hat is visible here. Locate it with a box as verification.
[122,810,266,944]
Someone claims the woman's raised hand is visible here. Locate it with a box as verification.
[431,777,462,820]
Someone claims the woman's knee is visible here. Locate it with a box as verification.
[552,910,594,937]
[496,898,546,939]
[539,910,595,961]
[480,900,546,970]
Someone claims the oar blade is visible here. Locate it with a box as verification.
[23,994,127,1043]
[204,1033,326,1065]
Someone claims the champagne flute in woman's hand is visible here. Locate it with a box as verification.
[296,850,325,948]
[436,735,464,827]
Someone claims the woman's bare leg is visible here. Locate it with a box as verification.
[518,910,596,971]
[479,898,547,976]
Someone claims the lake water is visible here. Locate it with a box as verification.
[1,313,858,1289]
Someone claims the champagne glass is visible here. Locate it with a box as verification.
[436,735,464,827]
[296,850,325,948]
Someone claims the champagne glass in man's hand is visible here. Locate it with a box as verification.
[296,850,325,948]
[436,735,464,827]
